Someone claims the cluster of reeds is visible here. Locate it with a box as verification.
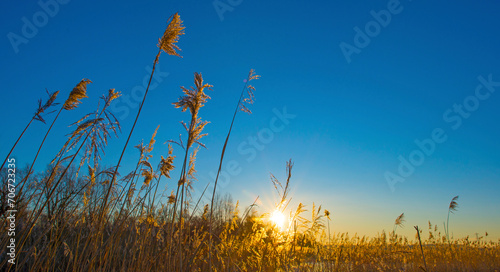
[1,12,499,272]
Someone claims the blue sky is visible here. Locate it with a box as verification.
[1,0,500,240]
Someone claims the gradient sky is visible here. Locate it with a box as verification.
[1,1,500,241]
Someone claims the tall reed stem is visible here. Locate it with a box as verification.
[208,78,250,271]
[102,49,162,224]
[0,118,34,172]
[414,225,428,271]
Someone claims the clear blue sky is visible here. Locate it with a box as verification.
[1,0,499,241]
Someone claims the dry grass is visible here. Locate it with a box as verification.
[1,12,499,272]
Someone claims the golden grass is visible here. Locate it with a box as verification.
[62,79,91,110]
[158,12,185,57]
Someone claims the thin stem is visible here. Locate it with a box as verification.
[101,48,162,224]
[446,210,451,242]
[149,173,162,215]
[19,128,91,255]
[414,226,428,272]
[208,78,249,270]
[0,117,35,172]
[188,182,210,222]
[19,107,64,193]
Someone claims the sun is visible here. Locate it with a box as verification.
[270,210,286,230]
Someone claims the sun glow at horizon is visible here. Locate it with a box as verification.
[270,210,286,230]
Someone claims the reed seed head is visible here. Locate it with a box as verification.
[159,144,175,178]
[395,213,405,227]
[34,90,60,123]
[449,195,459,213]
[158,13,185,57]
[63,79,91,110]
[173,72,212,117]
[168,191,176,204]
[325,209,331,220]
[239,69,260,114]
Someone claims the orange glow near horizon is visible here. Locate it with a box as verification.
[270,210,286,231]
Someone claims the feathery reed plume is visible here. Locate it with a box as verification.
[239,69,260,114]
[135,125,159,190]
[449,195,459,213]
[325,209,331,244]
[208,69,259,270]
[0,89,60,172]
[159,144,175,179]
[202,204,209,220]
[103,12,185,225]
[174,73,211,116]
[34,89,60,123]
[158,12,185,57]
[324,209,331,220]
[147,125,160,153]
[168,191,176,204]
[141,166,155,187]
[446,195,459,242]
[63,79,91,110]
[393,212,405,234]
